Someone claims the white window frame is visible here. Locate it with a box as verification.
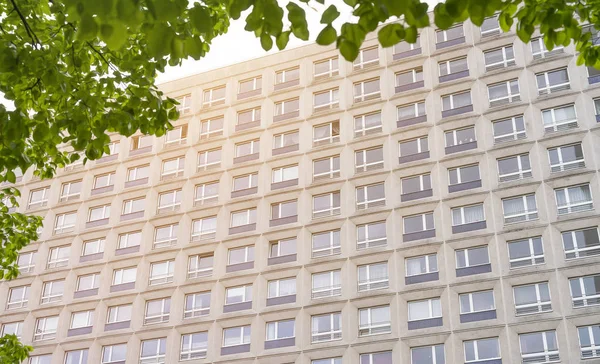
[187,254,213,279]
[403,212,435,234]
[101,344,126,364]
[276,67,299,84]
[237,107,261,125]
[180,332,208,360]
[353,46,379,69]
[112,267,136,285]
[354,78,381,103]
[161,156,185,178]
[194,181,219,204]
[28,187,49,209]
[232,173,258,191]
[6,285,29,309]
[542,104,578,132]
[493,116,526,143]
[570,275,600,308]
[117,231,141,249]
[507,237,545,269]
[498,154,531,182]
[555,184,594,215]
[452,204,485,226]
[513,282,552,316]
[202,86,226,107]
[70,310,94,329]
[60,180,82,201]
[153,224,178,248]
[405,254,438,277]
[484,45,516,71]
[312,192,341,218]
[275,98,299,116]
[456,246,490,269]
[531,37,564,59]
[459,290,496,314]
[357,221,387,250]
[502,194,538,224]
[488,79,520,106]
[228,246,254,266]
[265,319,295,341]
[563,227,600,260]
[17,251,35,274]
[82,238,105,256]
[311,270,341,299]
[47,245,70,268]
[122,197,145,215]
[480,15,500,36]
[222,326,251,347]
[191,217,217,241]
[144,298,170,325]
[165,125,188,145]
[76,273,100,292]
[200,116,224,138]
[267,277,296,298]
[107,304,132,324]
[355,147,384,172]
[127,165,149,182]
[183,292,211,318]
[448,165,479,186]
[464,337,502,363]
[54,212,76,234]
[356,183,386,209]
[358,306,391,336]
[313,88,339,111]
[273,130,299,149]
[139,337,166,364]
[34,316,58,341]
[357,262,389,292]
[314,57,339,78]
[313,156,340,180]
[272,165,298,183]
[311,313,342,343]
[579,325,600,359]
[519,331,560,363]
[408,298,442,321]
[354,112,382,137]
[548,143,585,172]
[149,260,175,285]
[88,204,110,222]
[312,230,341,258]
[157,190,182,212]
[197,149,221,170]
[536,68,570,94]
[235,139,260,157]
[442,91,472,111]
[238,77,261,94]
[230,208,256,228]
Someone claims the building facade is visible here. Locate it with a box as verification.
[2,14,600,364]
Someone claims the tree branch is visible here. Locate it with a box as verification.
[9,0,41,45]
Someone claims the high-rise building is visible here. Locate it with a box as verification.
[2,14,600,364]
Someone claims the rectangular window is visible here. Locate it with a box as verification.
[570,274,600,308]
[408,298,442,321]
[34,316,58,341]
[70,310,94,329]
[356,183,386,210]
[519,331,559,363]
[28,187,49,209]
[29,356,52,364]
[357,221,386,250]
[396,68,424,86]
[555,184,594,215]
[359,306,391,336]
[272,165,298,183]
[269,238,296,258]
[531,37,564,59]
[175,95,191,115]
[313,155,340,180]
[312,270,341,299]
[117,231,141,249]
[197,148,221,170]
[17,251,35,274]
[268,277,296,298]
[358,262,389,291]
[7,285,29,309]
[88,204,110,222]
[456,246,489,268]
[202,86,226,107]
[230,208,257,227]
[93,172,115,190]
[82,238,105,257]
[484,45,515,71]
[442,91,472,111]
[60,180,82,201]
[273,130,299,150]
[399,136,428,157]
[107,304,132,324]
[464,337,501,363]
[394,36,421,55]
[488,79,520,106]
[311,312,342,342]
[165,125,188,145]
[276,67,300,84]
[223,325,251,347]
[101,344,126,364]
[436,25,464,44]
[122,197,145,214]
[184,292,211,318]
[314,57,339,78]
[439,58,468,77]
[313,89,339,112]
[514,282,552,315]
[112,267,136,285]
[233,173,258,192]
[140,338,166,363]
[353,46,379,69]
[536,68,570,94]
[312,191,341,218]
[191,217,217,241]
[161,156,185,179]
[508,237,545,268]
[445,127,476,147]
[274,98,300,116]
[41,280,64,303]
[131,135,153,152]
[452,204,485,226]
[481,15,500,36]
[76,273,100,291]
[498,154,532,182]
[127,165,149,182]
[411,344,445,364]
[312,230,341,258]
[271,200,297,220]
[354,112,382,137]
[403,212,434,234]
[493,115,526,143]
[149,260,174,285]
[225,285,252,305]
[194,181,219,205]
[448,164,480,186]
[228,246,254,266]
[47,245,69,268]
[502,194,538,224]
[238,77,261,94]
[548,143,585,172]
[235,139,260,158]
[397,101,426,121]
[54,212,77,234]
[266,319,295,341]
[237,107,261,126]
[65,349,88,364]
[200,116,224,139]
[144,298,170,324]
[406,254,438,277]
[355,146,384,172]
[459,290,495,314]
[542,104,577,132]
[578,324,600,359]
[187,254,213,279]
[180,332,208,360]
[562,227,600,259]
[64,153,84,171]
[313,120,340,145]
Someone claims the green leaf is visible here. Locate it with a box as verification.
[383,0,407,17]
[404,26,418,43]
[434,4,454,29]
[320,5,340,24]
[76,14,98,41]
[147,24,174,57]
[189,5,214,34]
[287,3,309,40]
[5,171,15,184]
[339,39,359,61]
[100,22,128,49]
[316,25,337,45]
[276,31,290,50]
[260,33,273,50]
[378,23,404,47]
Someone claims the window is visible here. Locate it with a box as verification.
[144,298,171,324]
[272,165,298,184]
[223,326,251,347]
[406,254,438,277]
[313,155,340,180]
[47,245,69,268]
[456,246,489,269]
[355,146,384,172]
[408,298,442,321]
[398,101,426,121]
[488,79,520,106]
[555,184,593,215]
[358,262,389,291]
[88,204,110,222]
[225,285,252,305]
[354,112,382,137]
[157,190,181,213]
[237,107,261,126]
[493,115,526,143]
[312,270,341,298]
[149,260,175,285]
[311,312,342,342]
[498,154,531,182]
[531,37,564,59]
[54,212,77,234]
[562,227,600,259]
[312,230,341,258]
[122,197,145,215]
[238,76,261,94]
[228,246,254,266]
[542,104,577,132]
[508,237,545,268]
[34,316,58,341]
[514,282,552,315]
[519,331,559,363]
[570,274,600,308]
[230,208,257,228]
[235,139,260,158]
[270,238,297,260]
[410,344,445,364]
[117,231,141,249]
[354,78,381,103]
[459,290,495,314]
[180,332,208,360]
[448,164,480,186]
[161,156,185,179]
[268,277,296,298]
[165,125,188,145]
[442,91,472,112]
[127,165,149,182]
[271,200,297,221]
[502,194,538,223]
[140,338,166,364]
[595,98,600,118]
[273,130,299,150]
[360,352,393,364]
[359,306,391,336]
[184,292,211,318]
[29,356,52,364]
[112,267,136,285]
[17,251,35,274]
[187,254,213,278]
[175,95,191,115]
[7,285,29,309]
[65,350,88,364]
[60,180,82,201]
[357,221,386,249]
[314,57,339,78]
[197,148,221,170]
[82,238,105,257]
[464,337,501,363]
[28,187,49,208]
[64,152,84,170]
[396,68,423,87]
[131,135,153,152]
[353,47,379,69]
[70,310,94,329]
[313,121,340,145]
[275,98,300,117]
[445,127,476,147]
[436,25,464,45]
[313,88,339,112]
[484,45,515,71]
[202,86,226,107]
[101,344,126,364]
[107,304,132,324]
[439,58,468,77]
[548,143,585,172]
[93,172,114,190]
[403,212,434,234]
[106,141,119,156]
[76,273,100,292]
[312,191,341,218]
[578,324,600,359]
[233,173,258,192]
[266,319,295,341]
[200,116,224,139]
[276,67,299,84]
[394,36,421,55]
[481,15,500,35]
[195,181,219,205]
[191,217,216,241]
[356,183,385,209]
[452,204,485,226]
[399,136,428,158]
[536,68,570,94]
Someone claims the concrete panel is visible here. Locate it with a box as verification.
[226,261,254,273]
[456,263,492,277]
[268,254,297,266]
[393,48,422,60]
[266,294,296,306]
[452,220,487,234]
[265,337,295,350]
[395,81,425,94]
[397,115,427,129]
[403,229,436,242]
[408,317,443,330]
[439,69,470,83]
[448,179,482,193]
[79,252,103,263]
[221,344,250,356]
[405,272,439,285]
[442,104,473,118]
[104,321,131,331]
[270,215,298,227]
[115,245,140,256]
[223,301,252,313]
[231,187,258,198]
[401,189,433,202]
[399,151,430,164]
[229,223,256,235]
[460,310,497,323]
[445,141,478,155]
[272,144,299,156]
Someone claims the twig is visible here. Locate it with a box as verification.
[9,0,41,45]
